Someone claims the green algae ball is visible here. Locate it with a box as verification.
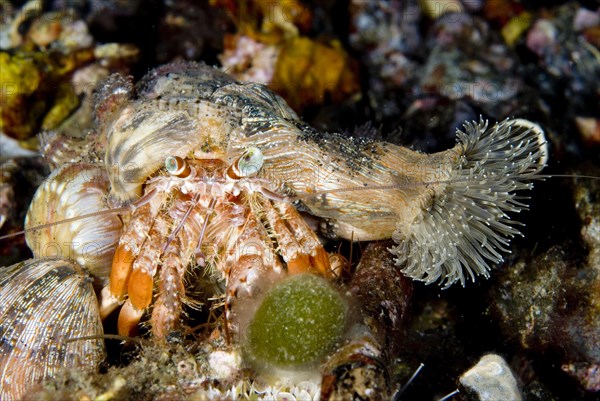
[245,274,348,368]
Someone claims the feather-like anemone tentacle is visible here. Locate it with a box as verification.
[391,118,548,288]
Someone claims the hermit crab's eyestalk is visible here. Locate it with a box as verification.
[227,147,264,179]
[391,118,549,288]
[165,156,192,178]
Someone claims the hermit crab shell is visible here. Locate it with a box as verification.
[98,61,299,203]
[0,258,105,401]
[25,163,122,279]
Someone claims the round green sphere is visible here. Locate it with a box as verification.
[245,274,348,368]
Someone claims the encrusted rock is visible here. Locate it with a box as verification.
[490,166,600,392]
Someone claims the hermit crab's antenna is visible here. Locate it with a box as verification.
[392,363,425,400]
[438,389,460,401]
[0,207,131,241]
[392,363,460,401]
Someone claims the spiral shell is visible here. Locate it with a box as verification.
[98,63,233,203]
[0,258,105,401]
[98,61,299,203]
[25,163,122,279]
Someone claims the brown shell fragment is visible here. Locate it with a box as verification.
[0,258,105,401]
[350,240,413,351]
[320,326,389,401]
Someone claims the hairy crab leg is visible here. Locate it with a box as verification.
[99,186,168,321]
[117,184,214,337]
[103,156,210,336]
[259,197,312,275]
[222,207,286,334]
[259,196,332,276]
[150,190,213,339]
[113,202,169,335]
[274,201,333,276]
[194,197,217,266]
[150,234,187,340]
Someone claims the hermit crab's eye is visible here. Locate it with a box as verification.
[165,156,191,178]
[228,147,264,179]
[239,147,264,177]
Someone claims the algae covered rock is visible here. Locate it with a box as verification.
[245,274,348,368]
[490,167,600,393]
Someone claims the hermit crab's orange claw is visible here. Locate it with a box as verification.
[286,246,332,277]
[118,300,145,337]
[286,253,311,275]
[311,246,333,277]
[99,244,134,319]
[271,201,334,277]
[127,269,154,309]
[99,243,155,336]
[117,268,154,336]
[110,244,134,297]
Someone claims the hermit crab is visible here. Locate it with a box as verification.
[0,61,547,399]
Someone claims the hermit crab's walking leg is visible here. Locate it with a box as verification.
[274,201,332,276]
[150,235,187,339]
[117,203,173,335]
[259,197,332,276]
[221,208,287,335]
[150,192,207,339]
[99,187,168,332]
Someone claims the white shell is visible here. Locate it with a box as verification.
[25,163,122,279]
[0,258,105,401]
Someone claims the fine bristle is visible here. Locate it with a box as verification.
[391,118,548,288]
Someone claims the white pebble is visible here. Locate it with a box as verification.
[459,354,522,401]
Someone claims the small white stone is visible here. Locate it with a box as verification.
[459,354,522,401]
[208,350,242,382]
